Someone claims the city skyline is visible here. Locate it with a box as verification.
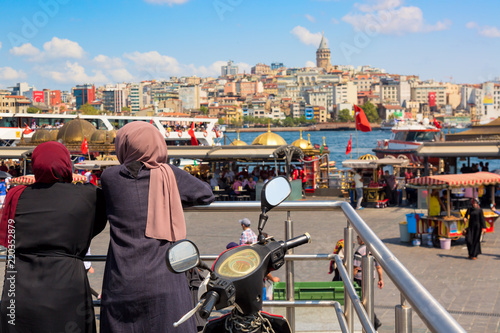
[0,0,499,90]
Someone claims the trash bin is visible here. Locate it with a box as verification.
[399,222,410,242]
[406,213,423,234]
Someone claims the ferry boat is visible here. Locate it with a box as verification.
[372,118,441,164]
[0,113,222,146]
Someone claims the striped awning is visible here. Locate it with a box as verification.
[10,173,88,185]
[407,172,500,188]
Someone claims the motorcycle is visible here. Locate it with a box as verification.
[166,176,311,333]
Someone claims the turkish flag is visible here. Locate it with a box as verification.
[346,135,352,155]
[150,118,154,124]
[187,122,199,146]
[433,118,442,129]
[23,124,33,135]
[354,105,371,132]
[81,137,88,154]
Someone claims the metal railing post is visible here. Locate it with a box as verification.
[396,294,412,333]
[344,223,354,333]
[362,255,375,333]
[285,211,295,331]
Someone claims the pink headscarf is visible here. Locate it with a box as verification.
[115,122,186,241]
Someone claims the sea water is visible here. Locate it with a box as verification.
[225,128,500,171]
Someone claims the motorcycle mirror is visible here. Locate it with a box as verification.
[166,240,201,273]
[261,176,291,214]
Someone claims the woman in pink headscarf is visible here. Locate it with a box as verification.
[99,122,214,333]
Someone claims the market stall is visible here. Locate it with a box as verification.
[342,156,409,207]
[406,172,500,245]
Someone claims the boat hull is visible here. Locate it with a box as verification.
[372,147,439,165]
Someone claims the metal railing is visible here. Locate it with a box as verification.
[184,201,466,333]
[1,200,466,332]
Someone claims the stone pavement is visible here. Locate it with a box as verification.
[5,197,500,332]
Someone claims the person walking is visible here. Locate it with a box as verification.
[239,218,257,245]
[354,170,364,210]
[464,198,487,260]
[353,235,383,331]
[99,122,214,333]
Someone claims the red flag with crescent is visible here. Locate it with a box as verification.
[346,135,352,155]
[354,105,372,132]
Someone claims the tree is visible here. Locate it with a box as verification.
[200,106,208,115]
[218,118,225,125]
[27,106,40,114]
[338,109,354,122]
[80,103,100,115]
[121,106,130,113]
[362,101,380,123]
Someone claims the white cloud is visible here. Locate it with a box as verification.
[342,5,451,35]
[144,0,190,5]
[10,43,41,57]
[42,37,84,59]
[124,51,182,79]
[93,55,126,69]
[290,26,324,46]
[305,61,316,68]
[305,14,316,23]
[0,67,27,81]
[0,42,2,50]
[466,21,500,38]
[331,18,340,24]
[355,0,402,12]
[108,68,134,82]
[42,61,108,84]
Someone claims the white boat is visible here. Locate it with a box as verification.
[380,119,397,130]
[372,118,441,164]
[0,113,222,146]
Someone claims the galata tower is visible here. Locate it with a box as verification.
[316,33,332,70]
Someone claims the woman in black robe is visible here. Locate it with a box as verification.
[100,122,214,332]
[0,142,107,332]
[464,198,487,260]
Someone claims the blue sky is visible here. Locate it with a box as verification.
[0,0,499,90]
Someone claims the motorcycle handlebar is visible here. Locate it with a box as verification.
[199,291,220,320]
[281,233,311,252]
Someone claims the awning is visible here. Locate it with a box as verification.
[167,145,303,162]
[416,141,500,158]
[342,157,409,169]
[407,172,500,188]
[0,147,34,159]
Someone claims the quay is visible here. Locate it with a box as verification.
[225,123,383,132]
[2,197,498,332]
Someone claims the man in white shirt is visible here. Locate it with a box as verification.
[354,170,364,210]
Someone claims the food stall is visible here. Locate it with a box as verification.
[406,172,500,245]
[342,155,409,207]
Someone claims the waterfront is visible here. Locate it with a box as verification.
[225,129,500,172]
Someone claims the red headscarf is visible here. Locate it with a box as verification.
[115,121,186,242]
[0,142,73,246]
[32,142,73,184]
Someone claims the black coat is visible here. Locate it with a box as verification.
[465,207,486,258]
[0,183,107,333]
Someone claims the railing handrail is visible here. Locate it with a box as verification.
[182,201,466,333]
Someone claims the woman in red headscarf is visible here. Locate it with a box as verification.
[0,142,107,333]
[99,122,214,333]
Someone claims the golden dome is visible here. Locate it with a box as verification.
[251,123,287,145]
[30,129,59,144]
[56,117,97,144]
[90,129,117,144]
[292,130,312,149]
[230,131,247,146]
[359,154,378,160]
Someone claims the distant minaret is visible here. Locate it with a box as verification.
[316,32,332,70]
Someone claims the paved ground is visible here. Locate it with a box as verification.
[4,196,500,332]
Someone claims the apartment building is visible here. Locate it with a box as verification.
[73,84,96,110]
[0,95,30,113]
[251,63,271,75]
[332,81,357,107]
[411,81,446,107]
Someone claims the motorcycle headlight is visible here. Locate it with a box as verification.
[217,248,261,278]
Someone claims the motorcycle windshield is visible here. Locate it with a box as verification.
[216,248,261,278]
